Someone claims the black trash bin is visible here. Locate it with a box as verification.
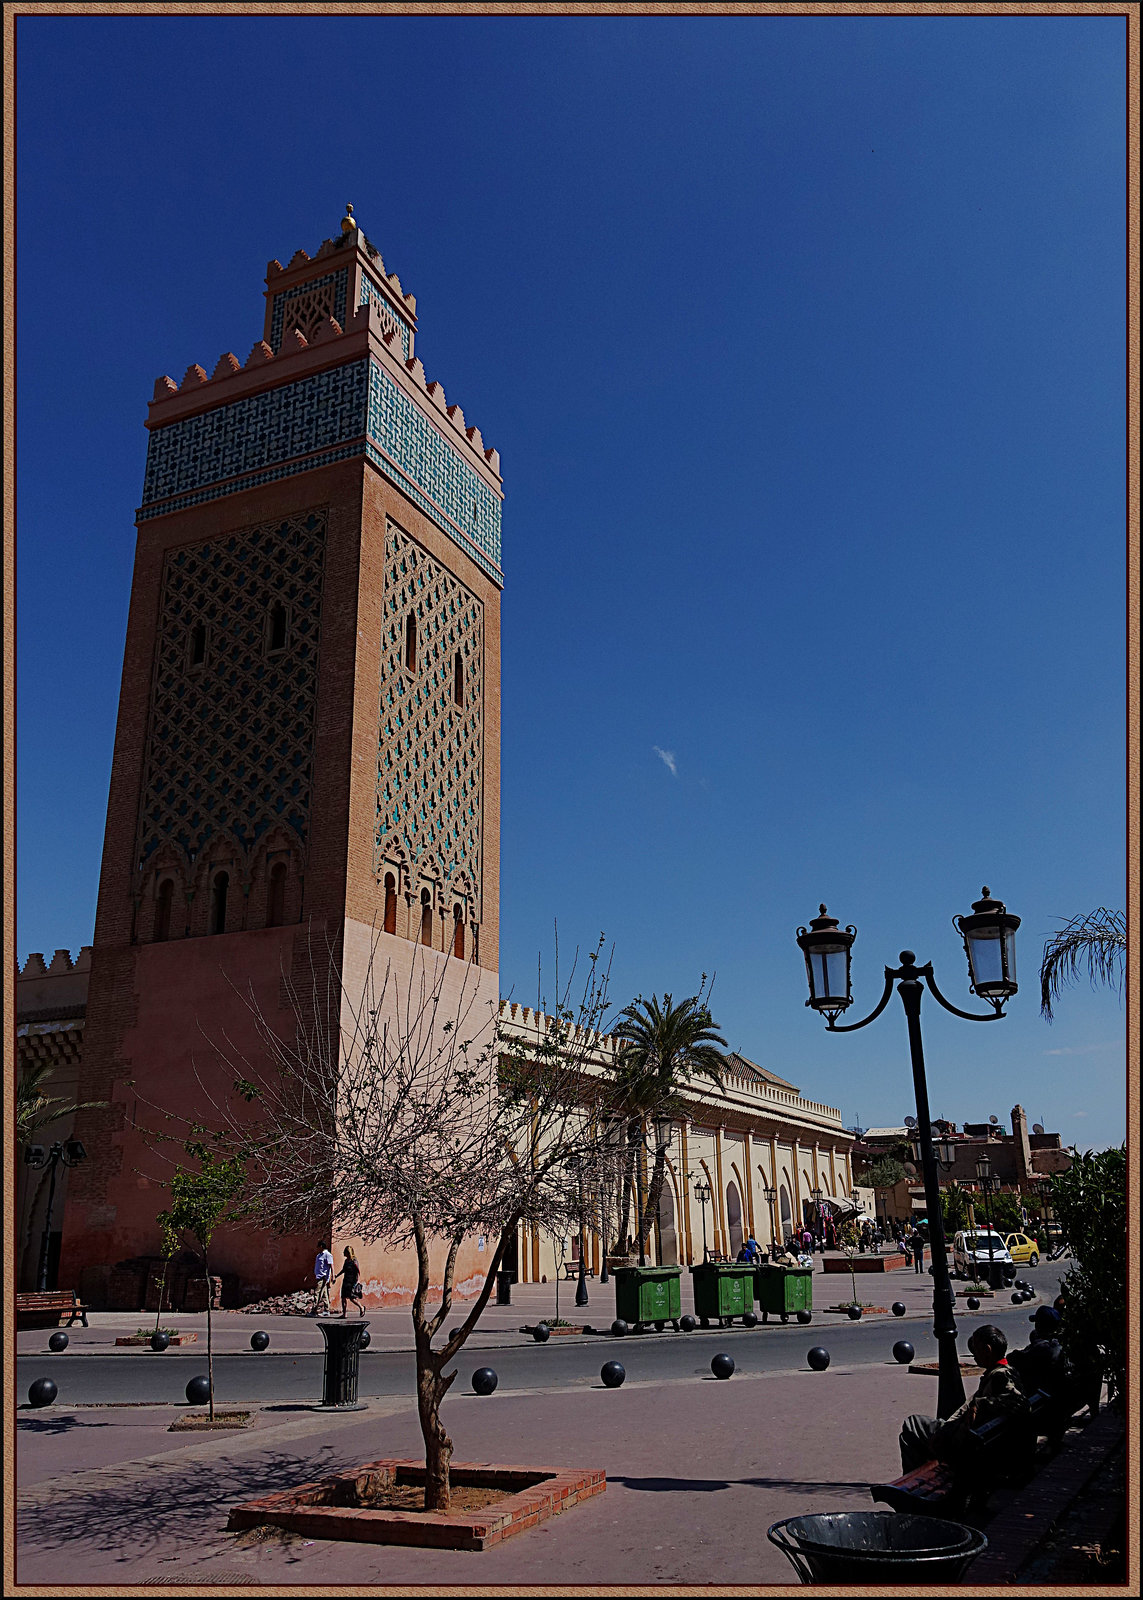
[313,1318,370,1410]
[767,1511,987,1585]
[496,1270,513,1306]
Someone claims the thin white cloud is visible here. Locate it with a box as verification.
[1071,1111,1089,1118]
[1043,1041,1125,1057]
[653,746,678,777]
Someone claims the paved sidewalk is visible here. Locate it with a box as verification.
[18,1252,1043,1358]
[17,1357,910,1586]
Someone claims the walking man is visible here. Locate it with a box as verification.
[311,1240,334,1315]
[910,1226,926,1274]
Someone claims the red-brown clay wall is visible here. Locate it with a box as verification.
[60,927,326,1296]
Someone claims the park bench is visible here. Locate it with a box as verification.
[561,1261,595,1279]
[16,1289,89,1330]
[870,1387,1094,1516]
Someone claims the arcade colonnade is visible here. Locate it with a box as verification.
[498,1006,855,1283]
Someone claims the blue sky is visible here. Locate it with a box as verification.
[16,14,1127,1148]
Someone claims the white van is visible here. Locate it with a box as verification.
[952,1230,1015,1283]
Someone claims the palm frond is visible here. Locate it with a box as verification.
[1039,908,1127,1022]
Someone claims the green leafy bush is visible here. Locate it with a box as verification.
[1049,1147,1126,1404]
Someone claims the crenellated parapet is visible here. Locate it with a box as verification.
[139,213,503,587]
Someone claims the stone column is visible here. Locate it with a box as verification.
[743,1130,757,1239]
[680,1122,694,1265]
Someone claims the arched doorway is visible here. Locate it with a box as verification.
[725,1180,744,1257]
[656,1179,678,1265]
[780,1183,792,1241]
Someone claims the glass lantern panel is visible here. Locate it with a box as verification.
[967,930,1004,990]
[1001,926,1017,983]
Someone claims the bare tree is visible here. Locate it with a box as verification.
[192,923,617,1512]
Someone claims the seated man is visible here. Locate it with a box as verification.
[1010,1306,1072,1400]
[898,1325,1028,1473]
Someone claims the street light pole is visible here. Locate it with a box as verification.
[796,891,1019,1421]
[976,1153,996,1283]
[693,1178,711,1263]
[24,1139,88,1293]
[763,1184,778,1253]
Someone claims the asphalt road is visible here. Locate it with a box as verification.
[17,1302,1047,1408]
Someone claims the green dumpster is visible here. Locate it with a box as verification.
[690,1263,757,1326]
[754,1265,813,1323]
[612,1265,682,1331]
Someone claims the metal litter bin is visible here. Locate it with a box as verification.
[313,1318,370,1410]
[755,1265,813,1323]
[611,1265,682,1331]
[767,1511,987,1585]
[690,1262,756,1326]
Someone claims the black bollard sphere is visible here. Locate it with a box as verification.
[601,1360,626,1388]
[1012,1291,1023,1304]
[891,1302,906,1317]
[797,1309,813,1325]
[185,1375,211,1406]
[893,1340,915,1364]
[28,1378,57,1408]
[610,1318,628,1337]
[471,1367,498,1395]
[847,1304,862,1321]
[48,1331,69,1353]
[807,1346,831,1371]
[711,1353,735,1380]
[967,1296,980,1310]
[359,1329,371,1348]
[250,1331,270,1352]
[742,1311,759,1329]
[679,1314,696,1332]
[533,1323,551,1343]
[150,1332,170,1353]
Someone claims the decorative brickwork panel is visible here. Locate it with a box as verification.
[366,360,502,583]
[141,360,369,511]
[376,526,483,919]
[358,274,411,357]
[135,510,327,870]
[269,268,349,352]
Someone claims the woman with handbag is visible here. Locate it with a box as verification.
[334,1246,365,1317]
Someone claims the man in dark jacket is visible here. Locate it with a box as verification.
[898,1325,1028,1472]
[1010,1306,1073,1401]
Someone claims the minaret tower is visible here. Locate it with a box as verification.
[61,210,504,1302]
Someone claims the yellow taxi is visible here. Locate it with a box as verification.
[1005,1232,1040,1266]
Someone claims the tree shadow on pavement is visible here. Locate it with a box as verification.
[16,1442,354,1566]
[17,1414,111,1436]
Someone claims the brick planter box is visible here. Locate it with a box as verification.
[822,1255,907,1274]
[226,1458,605,1550]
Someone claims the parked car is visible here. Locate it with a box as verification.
[1004,1231,1040,1267]
[951,1230,1015,1284]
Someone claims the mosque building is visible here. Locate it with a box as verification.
[18,212,853,1304]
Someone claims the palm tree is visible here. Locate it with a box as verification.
[609,991,728,1260]
[1039,909,1127,1022]
[17,1060,105,1145]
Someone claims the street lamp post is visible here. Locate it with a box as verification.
[797,889,1019,1420]
[693,1177,711,1263]
[762,1184,778,1253]
[631,1117,673,1269]
[575,1166,590,1308]
[23,1139,88,1292]
[975,1153,997,1283]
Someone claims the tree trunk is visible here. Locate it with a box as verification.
[614,1119,639,1254]
[416,1358,454,1512]
[635,1146,668,1258]
[153,1257,169,1337]
[204,1248,214,1422]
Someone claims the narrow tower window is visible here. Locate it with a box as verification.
[452,905,465,960]
[267,862,287,927]
[420,889,433,947]
[453,651,464,708]
[383,873,397,934]
[189,622,207,668]
[154,879,174,942]
[211,871,229,935]
[267,602,288,653]
[405,612,418,673]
